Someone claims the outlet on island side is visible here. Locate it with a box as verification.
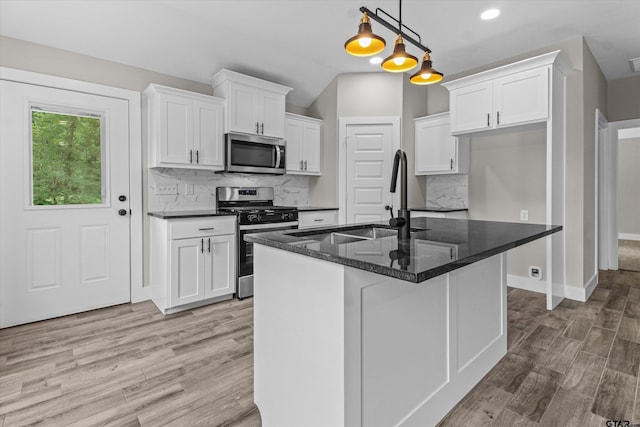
[520,210,529,221]
[529,266,542,280]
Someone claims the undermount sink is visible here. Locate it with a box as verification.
[291,226,399,245]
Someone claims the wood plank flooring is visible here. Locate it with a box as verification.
[1,269,638,426]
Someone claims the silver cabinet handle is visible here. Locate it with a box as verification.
[304,160,307,170]
[487,113,490,127]
[256,122,259,134]
[189,149,193,163]
[450,158,454,170]
[314,218,324,222]
[300,160,303,170]
[201,238,204,253]
[497,111,500,125]
[196,150,199,163]
[198,227,214,231]
[207,238,211,253]
[260,123,264,134]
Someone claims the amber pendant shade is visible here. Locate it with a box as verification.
[381,34,418,72]
[345,12,386,56]
[409,52,444,84]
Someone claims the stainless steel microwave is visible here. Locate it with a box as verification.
[223,132,286,175]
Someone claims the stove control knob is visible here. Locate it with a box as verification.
[247,214,258,222]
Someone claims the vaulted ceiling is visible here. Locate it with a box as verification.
[1,0,639,107]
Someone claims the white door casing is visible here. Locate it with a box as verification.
[0,79,133,327]
[339,117,400,225]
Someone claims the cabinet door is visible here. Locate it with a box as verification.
[228,83,260,135]
[285,118,303,173]
[159,93,193,165]
[449,81,492,134]
[260,90,286,138]
[170,238,205,307]
[415,116,457,175]
[494,68,549,128]
[303,122,322,175]
[193,100,224,169]
[203,234,236,299]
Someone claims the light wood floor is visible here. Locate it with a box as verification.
[1,269,638,426]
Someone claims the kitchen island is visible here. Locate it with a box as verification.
[246,218,561,427]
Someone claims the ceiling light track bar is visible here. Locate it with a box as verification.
[359,6,431,53]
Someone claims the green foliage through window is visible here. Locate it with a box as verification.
[31,109,103,205]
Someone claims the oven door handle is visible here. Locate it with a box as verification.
[239,221,299,231]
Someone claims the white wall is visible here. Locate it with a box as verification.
[468,125,547,278]
[618,136,640,237]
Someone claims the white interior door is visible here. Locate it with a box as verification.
[345,120,398,224]
[0,80,131,328]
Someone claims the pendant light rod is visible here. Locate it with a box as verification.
[359,5,431,54]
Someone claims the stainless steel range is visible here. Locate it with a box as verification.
[216,187,298,299]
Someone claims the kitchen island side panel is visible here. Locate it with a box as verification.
[253,244,346,427]
[254,244,506,426]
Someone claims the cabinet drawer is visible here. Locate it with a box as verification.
[169,216,236,239]
[298,210,338,229]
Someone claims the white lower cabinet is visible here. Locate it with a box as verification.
[298,210,338,229]
[150,216,236,314]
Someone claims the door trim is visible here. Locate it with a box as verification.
[0,67,146,302]
[338,116,401,225]
[600,118,640,270]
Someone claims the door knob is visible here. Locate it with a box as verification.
[118,195,127,202]
[118,209,128,216]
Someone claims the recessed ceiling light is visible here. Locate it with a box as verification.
[481,9,501,20]
[370,56,383,65]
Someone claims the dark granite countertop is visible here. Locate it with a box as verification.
[410,207,468,212]
[148,210,236,219]
[245,218,561,283]
[297,206,339,212]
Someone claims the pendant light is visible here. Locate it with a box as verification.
[344,11,386,57]
[381,34,418,72]
[409,52,444,85]
[344,1,444,84]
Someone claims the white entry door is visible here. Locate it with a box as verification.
[344,119,399,224]
[0,80,131,328]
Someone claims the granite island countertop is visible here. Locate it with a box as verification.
[410,207,468,213]
[245,218,561,283]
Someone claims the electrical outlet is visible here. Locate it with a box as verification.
[183,183,194,195]
[155,184,178,195]
[520,210,529,221]
[529,266,542,280]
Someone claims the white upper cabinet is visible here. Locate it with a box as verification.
[145,84,224,169]
[445,56,552,135]
[285,113,322,175]
[414,112,468,175]
[211,69,292,139]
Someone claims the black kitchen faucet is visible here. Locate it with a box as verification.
[389,149,411,240]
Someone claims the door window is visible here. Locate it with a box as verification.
[30,106,105,206]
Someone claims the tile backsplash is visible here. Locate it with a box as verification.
[148,169,310,212]
[426,175,468,209]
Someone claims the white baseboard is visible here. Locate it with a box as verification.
[508,273,599,304]
[619,233,640,241]
[563,273,598,302]
[507,274,546,294]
